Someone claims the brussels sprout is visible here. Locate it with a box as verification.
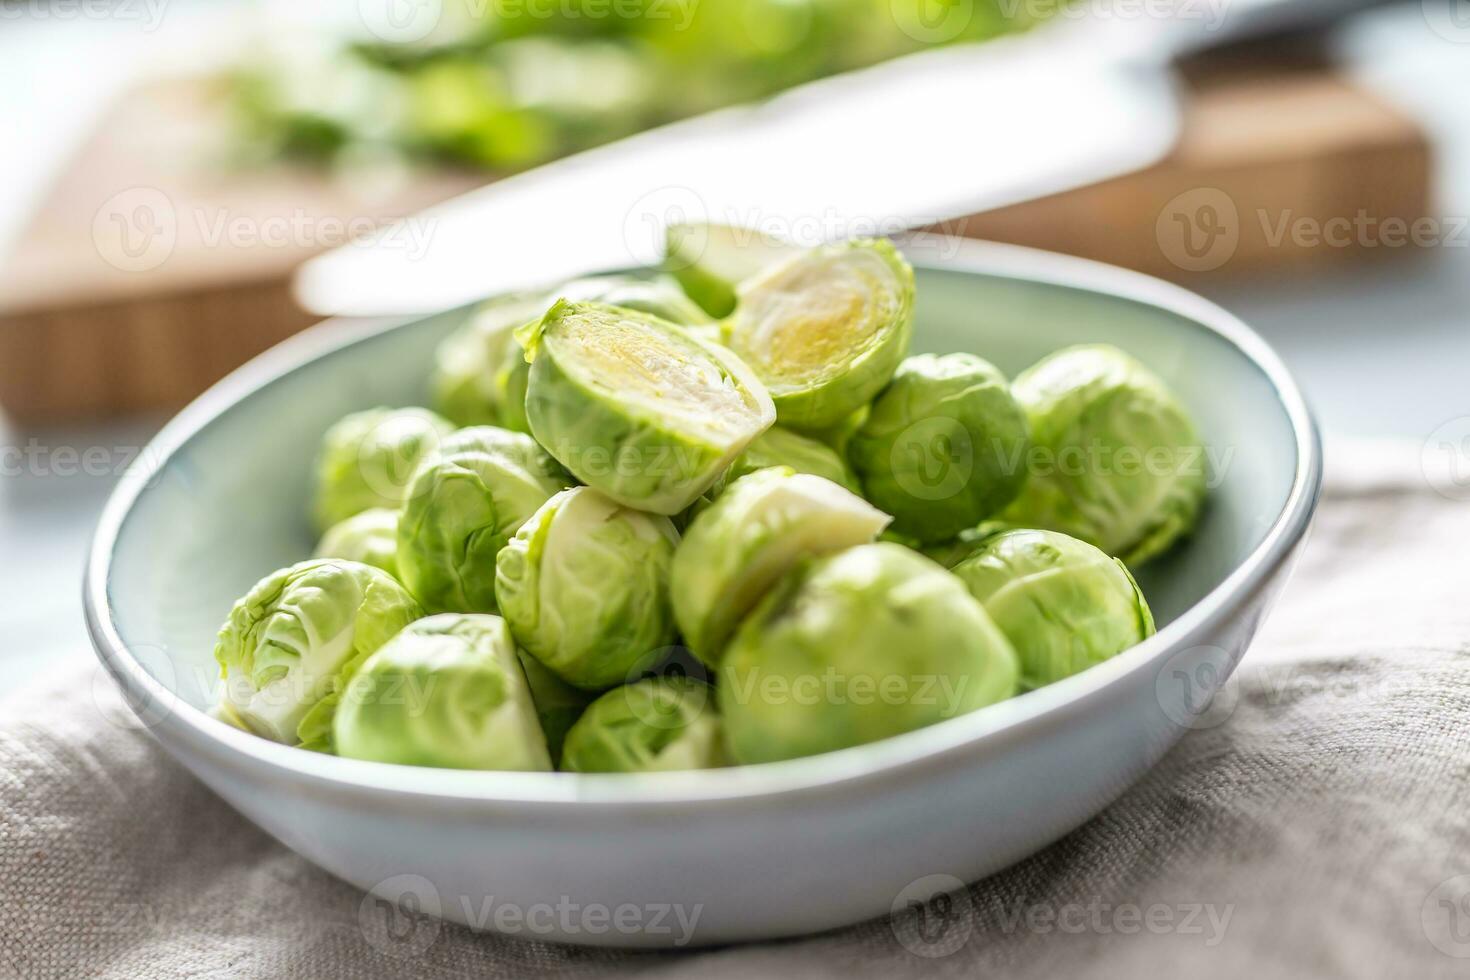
[664,221,800,318]
[397,426,569,613]
[496,486,678,689]
[727,239,914,430]
[716,425,861,496]
[556,274,715,327]
[311,407,455,531]
[314,508,400,577]
[561,676,724,773]
[850,353,1030,543]
[672,469,889,665]
[431,293,548,427]
[333,613,553,771]
[1002,344,1205,564]
[719,543,1018,765]
[917,520,1018,569]
[495,342,535,434]
[951,528,1155,690]
[516,649,595,764]
[519,299,775,515]
[214,559,423,744]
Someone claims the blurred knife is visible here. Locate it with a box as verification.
[297,0,1393,318]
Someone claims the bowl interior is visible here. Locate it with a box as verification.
[105,253,1298,720]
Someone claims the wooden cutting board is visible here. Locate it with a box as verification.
[0,50,1431,423]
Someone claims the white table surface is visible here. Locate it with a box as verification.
[1,5,1467,693]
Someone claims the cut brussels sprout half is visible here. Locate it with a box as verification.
[314,508,400,577]
[719,543,1018,765]
[672,468,890,666]
[561,676,724,773]
[664,221,800,318]
[431,293,548,427]
[496,486,679,689]
[951,528,1155,690]
[333,614,553,771]
[213,559,423,744]
[519,300,775,515]
[1003,344,1206,564]
[851,353,1031,543]
[396,426,570,614]
[728,239,914,430]
[311,407,454,532]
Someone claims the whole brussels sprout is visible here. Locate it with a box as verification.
[314,508,399,577]
[716,425,861,496]
[664,221,800,318]
[519,299,775,515]
[516,649,596,764]
[333,614,553,771]
[397,426,570,614]
[311,407,455,531]
[214,559,423,744]
[431,293,548,427]
[1002,345,1205,564]
[672,468,890,666]
[496,486,679,689]
[951,528,1155,690]
[719,543,1018,765]
[727,239,914,430]
[850,353,1030,543]
[561,676,724,773]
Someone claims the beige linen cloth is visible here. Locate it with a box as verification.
[3,443,1470,979]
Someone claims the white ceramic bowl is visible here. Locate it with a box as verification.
[86,240,1320,948]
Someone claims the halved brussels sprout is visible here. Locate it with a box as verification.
[716,425,861,496]
[951,528,1155,690]
[1003,345,1205,564]
[672,468,890,666]
[519,300,775,515]
[851,353,1031,543]
[311,407,454,531]
[314,508,400,577]
[396,426,569,614]
[664,221,800,318]
[516,649,596,764]
[431,293,548,427]
[496,486,679,689]
[214,559,423,744]
[727,239,914,430]
[719,543,1018,765]
[333,613,553,771]
[561,676,724,773]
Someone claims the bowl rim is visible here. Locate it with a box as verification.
[84,238,1322,808]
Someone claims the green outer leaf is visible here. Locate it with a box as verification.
[850,352,1031,543]
[561,676,724,773]
[333,613,553,771]
[1002,344,1206,564]
[521,300,775,515]
[718,543,1018,765]
[728,238,914,430]
[310,407,455,532]
[496,486,679,690]
[950,528,1156,690]
[671,468,890,667]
